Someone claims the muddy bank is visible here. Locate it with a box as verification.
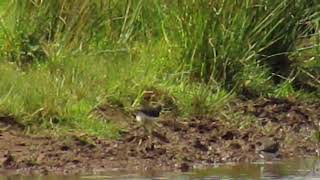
[0,98,319,174]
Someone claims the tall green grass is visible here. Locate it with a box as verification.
[2,0,318,87]
[0,0,319,137]
[0,56,122,137]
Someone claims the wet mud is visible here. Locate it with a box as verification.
[0,98,319,174]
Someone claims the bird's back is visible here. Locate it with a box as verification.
[139,105,162,117]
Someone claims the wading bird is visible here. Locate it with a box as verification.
[258,142,280,160]
[135,104,162,135]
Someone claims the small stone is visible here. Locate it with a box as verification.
[179,162,190,172]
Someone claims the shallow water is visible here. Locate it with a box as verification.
[1,157,320,180]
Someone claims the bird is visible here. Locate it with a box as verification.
[258,142,280,160]
[135,104,162,135]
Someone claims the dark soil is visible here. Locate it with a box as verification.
[0,98,319,174]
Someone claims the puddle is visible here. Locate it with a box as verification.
[1,157,320,179]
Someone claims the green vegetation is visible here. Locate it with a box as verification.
[0,0,319,138]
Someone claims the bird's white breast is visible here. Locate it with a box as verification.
[136,114,143,122]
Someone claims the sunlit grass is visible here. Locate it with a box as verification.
[0,0,318,137]
[0,42,232,137]
[0,57,120,138]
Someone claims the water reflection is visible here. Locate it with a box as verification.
[1,157,320,180]
[191,157,320,179]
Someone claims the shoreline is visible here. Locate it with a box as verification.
[0,98,319,174]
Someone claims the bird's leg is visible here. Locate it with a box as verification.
[143,125,150,137]
[147,129,153,147]
[145,123,154,147]
[136,125,147,146]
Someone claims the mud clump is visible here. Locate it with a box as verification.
[0,116,25,131]
[0,98,319,174]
